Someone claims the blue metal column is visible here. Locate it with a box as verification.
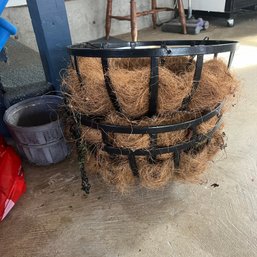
[27,0,72,92]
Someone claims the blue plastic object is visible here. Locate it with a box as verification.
[0,0,8,15]
[27,0,72,91]
[0,17,17,51]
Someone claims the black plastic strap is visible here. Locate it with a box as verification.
[148,57,159,117]
[128,154,139,177]
[101,58,122,112]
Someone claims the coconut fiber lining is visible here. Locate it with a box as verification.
[63,57,238,117]
[85,130,225,192]
[63,56,238,192]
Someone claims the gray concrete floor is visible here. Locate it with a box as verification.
[1,12,257,257]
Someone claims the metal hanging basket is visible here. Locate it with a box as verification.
[66,39,238,193]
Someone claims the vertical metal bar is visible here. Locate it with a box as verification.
[74,56,82,83]
[174,151,180,169]
[214,53,218,59]
[228,50,235,69]
[128,154,139,177]
[101,58,122,112]
[181,54,204,110]
[193,54,204,85]
[148,57,159,117]
[27,0,72,92]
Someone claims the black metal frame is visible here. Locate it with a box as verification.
[66,40,238,193]
[225,0,257,12]
[68,40,237,58]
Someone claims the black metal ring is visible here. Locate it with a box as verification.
[103,117,222,156]
[68,40,238,58]
[79,103,222,134]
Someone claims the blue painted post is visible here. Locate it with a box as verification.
[27,0,72,92]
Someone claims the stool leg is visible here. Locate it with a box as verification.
[106,0,112,40]
[130,0,137,41]
[152,0,157,29]
[177,0,187,34]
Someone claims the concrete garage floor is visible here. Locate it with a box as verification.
[1,12,257,257]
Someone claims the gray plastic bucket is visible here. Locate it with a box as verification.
[4,95,69,165]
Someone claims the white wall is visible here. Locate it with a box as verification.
[182,0,225,12]
[6,0,27,7]
[2,0,174,51]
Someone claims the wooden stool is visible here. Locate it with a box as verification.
[105,0,187,42]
